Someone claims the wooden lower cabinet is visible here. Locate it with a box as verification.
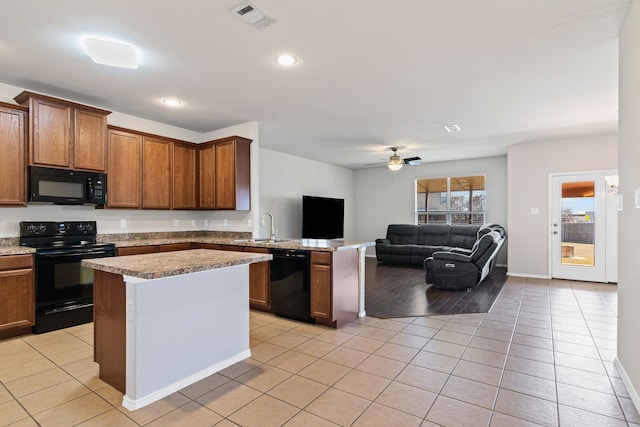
[0,255,34,337]
[117,245,159,256]
[310,249,359,326]
[244,247,270,310]
[310,252,333,323]
[158,243,192,252]
[191,243,222,250]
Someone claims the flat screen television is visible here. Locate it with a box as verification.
[302,195,344,239]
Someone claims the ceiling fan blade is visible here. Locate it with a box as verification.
[403,156,422,165]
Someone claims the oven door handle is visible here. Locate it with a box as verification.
[39,250,113,258]
[43,302,93,315]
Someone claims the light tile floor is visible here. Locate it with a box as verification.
[1,276,639,426]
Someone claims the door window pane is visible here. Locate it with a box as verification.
[560,181,595,267]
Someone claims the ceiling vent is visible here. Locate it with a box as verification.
[230,2,277,30]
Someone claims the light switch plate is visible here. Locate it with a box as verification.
[530,208,539,215]
[636,188,640,208]
[120,219,127,228]
[173,219,179,227]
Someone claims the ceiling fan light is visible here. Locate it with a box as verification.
[387,156,403,171]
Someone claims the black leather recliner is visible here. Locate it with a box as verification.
[424,227,505,290]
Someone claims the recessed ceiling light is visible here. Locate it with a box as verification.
[162,98,183,107]
[444,124,462,132]
[80,36,140,69]
[275,54,297,66]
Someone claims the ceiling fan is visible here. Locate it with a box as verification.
[368,147,422,171]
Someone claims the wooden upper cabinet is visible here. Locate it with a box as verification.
[142,136,172,209]
[0,103,27,206]
[14,91,110,171]
[172,142,197,209]
[74,108,107,171]
[27,96,72,168]
[107,128,142,208]
[198,143,215,209]
[212,136,251,210]
[198,136,251,210]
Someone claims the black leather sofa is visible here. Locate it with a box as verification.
[424,225,506,290]
[375,224,483,266]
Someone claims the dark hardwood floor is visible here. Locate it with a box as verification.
[364,257,507,319]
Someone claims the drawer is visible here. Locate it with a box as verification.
[159,243,192,252]
[244,247,269,254]
[311,251,332,266]
[117,246,159,256]
[0,254,33,271]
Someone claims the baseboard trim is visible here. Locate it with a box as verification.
[614,357,640,414]
[506,272,550,279]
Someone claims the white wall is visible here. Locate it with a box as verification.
[353,156,508,259]
[258,148,356,240]
[507,134,618,278]
[617,0,640,410]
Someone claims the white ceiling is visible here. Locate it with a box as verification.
[0,0,630,169]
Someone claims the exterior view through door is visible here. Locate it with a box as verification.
[550,172,617,283]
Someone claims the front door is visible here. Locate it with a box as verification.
[550,173,606,282]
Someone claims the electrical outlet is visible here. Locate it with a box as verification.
[204,219,209,226]
[191,219,196,226]
[126,301,135,321]
[173,219,179,227]
[120,219,127,228]
[223,219,228,226]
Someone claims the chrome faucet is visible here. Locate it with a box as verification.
[260,212,278,241]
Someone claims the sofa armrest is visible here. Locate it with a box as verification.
[449,247,473,255]
[376,238,390,244]
[431,251,473,263]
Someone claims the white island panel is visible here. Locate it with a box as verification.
[122,264,250,410]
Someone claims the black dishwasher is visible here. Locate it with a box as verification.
[270,249,314,323]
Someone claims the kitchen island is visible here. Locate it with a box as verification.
[82,249,271,411]
[106,236,375,322]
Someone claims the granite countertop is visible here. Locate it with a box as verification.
[0,246,35,256]
[82,249,272,280]
[109,237,375,251]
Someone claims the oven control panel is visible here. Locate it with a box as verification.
[20,221,98,237]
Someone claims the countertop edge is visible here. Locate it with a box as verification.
[110,237,375,251]
[82,249,271,280]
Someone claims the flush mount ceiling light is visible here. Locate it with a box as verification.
[275,54,297,66]
[444,124,462,133]
[162,98,183,107]
[80,36,140,69]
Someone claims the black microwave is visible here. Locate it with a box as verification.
[29,166,107,206]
